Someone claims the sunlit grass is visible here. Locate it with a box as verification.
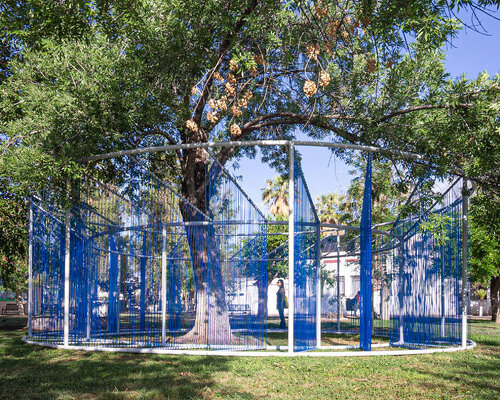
[1,317,498,400]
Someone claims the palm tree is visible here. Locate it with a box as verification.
[343,156,408,225]
[315,193,348,225]
[262,175,289,218]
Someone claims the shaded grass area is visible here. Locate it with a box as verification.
[1,317,499,400]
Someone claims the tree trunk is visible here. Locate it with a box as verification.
[179,148,238,345]
[16,292,25,316]
[256,279,268,321]
[180,205,240,345]
[257,273,275,321]
[491,276,500,323]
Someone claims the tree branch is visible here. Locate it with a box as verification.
[214,111,362,167]
[377,103,473,124]
[243,112,360,142]
[147,127,184,164]
[191,0,260,131]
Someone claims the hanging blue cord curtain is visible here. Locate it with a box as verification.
[390,180,465,348]
[293,151,320,352]
[359,153,372,351]
[28,148,468,353]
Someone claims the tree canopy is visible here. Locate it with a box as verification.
[469,187,500,321]
[1,0,499,197]
[0,182,26,297]
[0,0,499,322]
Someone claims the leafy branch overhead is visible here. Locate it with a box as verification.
[0,0,499,323]
[0,0,498,198]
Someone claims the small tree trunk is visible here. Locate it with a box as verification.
[491,276,500,323]
[256,278,268,321]
[382,284,389,320]
[479,299,484,317]
[16,293,25,316]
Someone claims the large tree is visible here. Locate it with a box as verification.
[470,189,500,322]
[1,0,499,341]
[0,181,27,314]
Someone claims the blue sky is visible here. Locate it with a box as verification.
[230,9,500,213]
[445,9,500,78]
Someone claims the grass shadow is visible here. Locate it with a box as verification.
[0,319,258,400]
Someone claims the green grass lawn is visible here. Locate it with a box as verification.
[1,317,498,400]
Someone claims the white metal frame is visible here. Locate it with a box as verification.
[461,181,469,348]
[287,143,295,354]
[161,223,167,345]
[25,139,471,357]
[63,210,71,347]
[21,337,476,357]
[84,140,424,163]
[27,200,33,337]
[315,220,322,348]
[336,232,341,332]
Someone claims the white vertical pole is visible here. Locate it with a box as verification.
[288,144,295,354]
[161,223,167,345]
[336,232,341,332]
[315,224,321,348]
[27,200,34,337]
[116,254,121,335]
[86,293,91,340]
[398,239,404,345]
[440,246,446,338]
[461,181,469,348]
[86,241,91,340]
[63,210,71,347]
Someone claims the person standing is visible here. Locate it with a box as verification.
[277,279,287,329]
[354,291,361,316]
